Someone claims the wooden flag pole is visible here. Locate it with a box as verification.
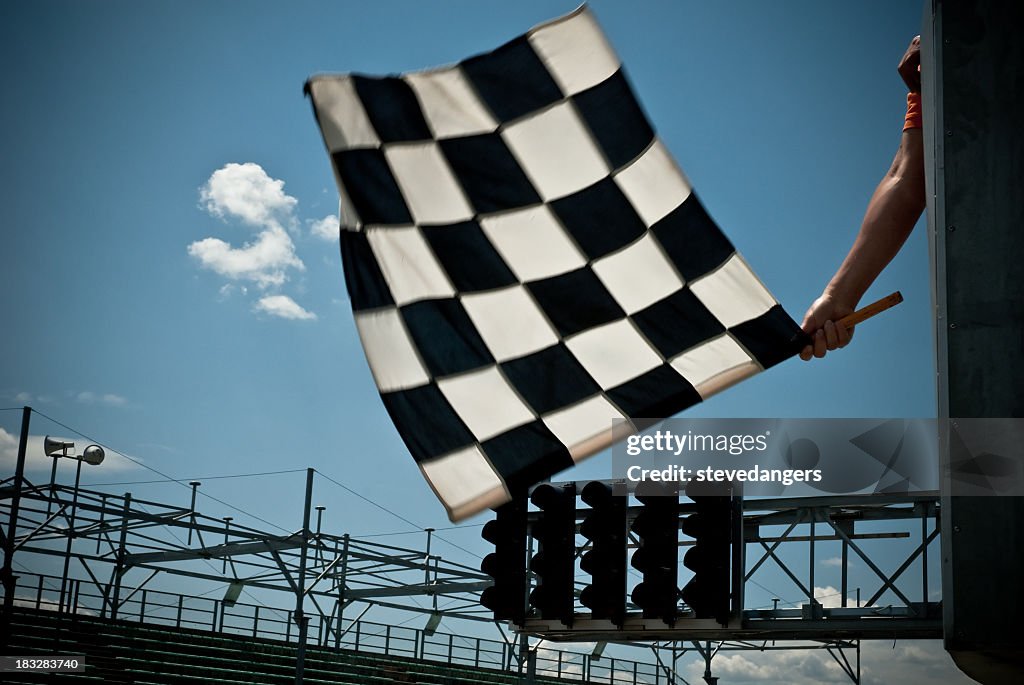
[836,291,904,329]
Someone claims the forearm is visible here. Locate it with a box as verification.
[824,128,925,308]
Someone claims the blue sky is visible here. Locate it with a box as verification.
[1,1,971,682]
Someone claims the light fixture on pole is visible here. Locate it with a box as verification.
[81,445,105,466]
[44,437,105,614]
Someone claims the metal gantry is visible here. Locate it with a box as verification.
[521,484,941,645]
[1,468,929,685]
[0,474,496,627]
[1,409,941,685]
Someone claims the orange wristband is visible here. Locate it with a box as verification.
[904,91,922,131]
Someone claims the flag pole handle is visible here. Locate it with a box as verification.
[836,291,904,330]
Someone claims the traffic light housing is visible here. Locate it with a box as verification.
[579,481,627,625]
[629,481,679,624]
[480,496,528,624]
[680,481,732,624]
[528,483,576,624]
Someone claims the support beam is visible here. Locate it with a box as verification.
[929,1,1024,681]
[294,468,313,685]
[0,407,31,645]
[125,537,303,565]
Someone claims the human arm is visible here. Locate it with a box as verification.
[799,37,926,361]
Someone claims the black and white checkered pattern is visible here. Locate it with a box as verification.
[306,6,804,521]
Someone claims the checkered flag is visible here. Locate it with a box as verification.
[306,6,804,520]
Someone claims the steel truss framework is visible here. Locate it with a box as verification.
[0,471,872,685]
[0,411,937,684]
[0,471,493,623]
[521,481,942,652]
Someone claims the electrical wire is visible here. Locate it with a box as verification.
[314,468,482,560]
[357,522,486,538]
[30,408,294,534]
[88,469,307,487]
[27,409,478,560]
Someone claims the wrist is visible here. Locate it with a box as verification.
[904,91,922,131]
[822,282,860,312]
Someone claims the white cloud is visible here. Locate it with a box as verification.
[0,426,17,460]
[309,214,339,241]
[680,639,974,685]
[821,556,843,568]
[199,162,297,231]
[188,224,303,288]
[680,587,968,684]
[76,391,127,407]
[779,586,861,610]
[0,429,142,474]
[861,640,977,684]
[217,283,248,300]
[189,163,306,289]
[11,391,53,405]
[189,162,318,316]
[14,595,96,616]
[254,295,317,321]
[812,585,852,609]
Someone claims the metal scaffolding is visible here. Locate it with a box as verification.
[2,408,940,684]
[522,484,942,645]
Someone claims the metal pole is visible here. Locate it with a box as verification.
[730,487,744,622]
[46,442,70,516]
[856,639,861,684]
[1,407,31,645]
[809,512,816,609]
[336,533,349,650]
[222,517,232,574]
[96,495,107,554]
[841,534,849,608]
[424,528,434,587]
[315,506,326,567]
[703,640,718,685]
[921,507,929,611]
[49,456,59,495]
[59,458,84,614]
[188,481,201,545]
[294,468,314,685]
[111,493,132,620]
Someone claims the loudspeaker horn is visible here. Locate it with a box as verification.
[43,436,75,457]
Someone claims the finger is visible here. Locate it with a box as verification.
[813,329,827,359]
[800,313,818,335]
[836,321,852,348]
[800,345,813,361]
[824,320,839,350]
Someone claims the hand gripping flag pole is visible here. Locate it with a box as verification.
[837,291,904,330]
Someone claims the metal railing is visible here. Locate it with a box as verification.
[10,572,667,684]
